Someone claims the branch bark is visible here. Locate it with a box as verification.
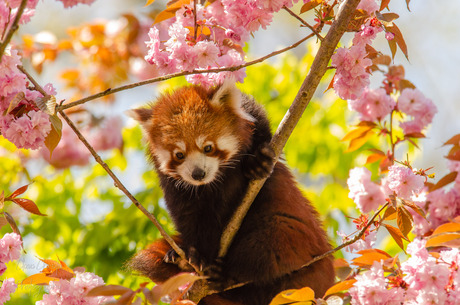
[218,0,361,259]
[0,0,28,61]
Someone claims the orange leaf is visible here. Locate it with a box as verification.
[430,172,458,192]
[48,268,74,280]
[22,273,59,285]
[352,249,392,268]
[39,258,62,274]
[342,126,374,142]
[366,153,386,164]
[11,198,47,216]
[386,23,408,59]
[398,79,416,91]
[383,224,409,252]
[426,233,460,248]
[87,285,133,297]
[443,134,460,146]
[397,206,413,238]
[323,279,357,298]
[431,222,460,236]
[383,206,397,220]
[44,114,62,157]
[0,216,8,230]
[346,130,374,152]
[380,0,391,11]
[145,0,156,6]
[154,0,192,24]
[401,199,426,218]
[300,0,322,14]
[387,37,397,59]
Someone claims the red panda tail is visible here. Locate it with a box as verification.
[126,237,183,283]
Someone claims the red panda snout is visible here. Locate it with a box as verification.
[175,150,220,186]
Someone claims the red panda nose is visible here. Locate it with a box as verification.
[191,168,206,181]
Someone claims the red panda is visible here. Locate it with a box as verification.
[127,81,335,305]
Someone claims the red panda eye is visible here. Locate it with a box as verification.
[175,152,185,160]
[204,145,213,153]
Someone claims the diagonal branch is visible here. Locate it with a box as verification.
[56,33,315,112]
[0,0,28,61]
[218,0,361,258]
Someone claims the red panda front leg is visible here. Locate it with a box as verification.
[242,142,276,180]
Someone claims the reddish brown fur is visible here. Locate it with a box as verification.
[128,84,335,305]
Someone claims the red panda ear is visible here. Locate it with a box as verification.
[210,80,255,122]
[125,107,153,124]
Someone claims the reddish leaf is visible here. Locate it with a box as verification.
[386,23,408,59]
[380,0,391,11]
[48,268,75,280]
[398,79,416,91]
[113,290,136,305]
[404,132,425,139]
[383,224,409,252]
[426,233,460,248]
[4,212,21,239]
[342,126,373,142]
[402,199,426,218]
[443,134,460,146]
[87,285,133,297]
[324,73,336,93]
[431,222,460,236]
[300,0,322,14]
[0,216,8,230]
[7,184,30,200]
[372,54,392,66]
[447,145,460,159]
[323,279,357,298]
[406,0,411,11]
[333,258,352,281]
[430,172,458,192]
[387,37,397,59]
[11,198,47,216]
[397,206,413,238]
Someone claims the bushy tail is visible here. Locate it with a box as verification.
[126,237,183,283]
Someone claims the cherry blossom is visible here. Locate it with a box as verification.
[398,88,437,134]
[347,167,386,213]
[0,278,17,304]
[386,165,425,200]
[348,88,396,122]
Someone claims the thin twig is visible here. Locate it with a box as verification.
[300,202,389,269]
[283,6,324,41]
[218,0,362,259]
[58,110,193,270]
[0,0,28,62]
[18,64,194,273]
[56,33,315,112]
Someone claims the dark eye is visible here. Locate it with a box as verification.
[175,152,185,160]
[204,145,213,153]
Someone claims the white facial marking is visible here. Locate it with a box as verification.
[216,134,239,159]
[195,135,206,149]
[175,141,186,151]
[176,151,219,186]
[154,147,171,173]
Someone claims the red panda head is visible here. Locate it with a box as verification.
[128,81,254,186]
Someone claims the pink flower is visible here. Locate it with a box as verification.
[338,230,376,253]
[347,167,386,213]
[37,271,112,305]
[56,0,96,9]
[398,88,437,134]
[3,110,51,150]
[349,261,405,305]
[357,0,379,14]
[349,88,396,122]
[426,188,460,228]
[0,278,17,304]
[353,24,383,47]
[386,165,425,200]
[0,233,22,263]
[88,116,123,151]
[385,32,395,41]
[193,40,220,67]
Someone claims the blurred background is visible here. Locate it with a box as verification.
[1,0,458,303]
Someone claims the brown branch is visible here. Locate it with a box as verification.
[0,0,28,61]
[18,64,195,273]
[283,6,324,41]
[56,33,315,112]
[217,0,362,259]
[300,202,389,270]
[58,110,193,269]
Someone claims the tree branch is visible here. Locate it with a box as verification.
[218,0,361,258]
[300,202,389,270]
[283,5,323,41]
[55,33,315,112]
[0,0,28,61]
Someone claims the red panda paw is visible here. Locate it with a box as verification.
[204,257,228,291]
[244,142,276,180]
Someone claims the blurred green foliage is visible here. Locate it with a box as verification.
[1,47,384,303]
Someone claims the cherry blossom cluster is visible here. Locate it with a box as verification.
[145,0,310,88]
[0,233,22,304]
[349,239,460,304]
[37,271,113,305]
[38,115,124,169]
